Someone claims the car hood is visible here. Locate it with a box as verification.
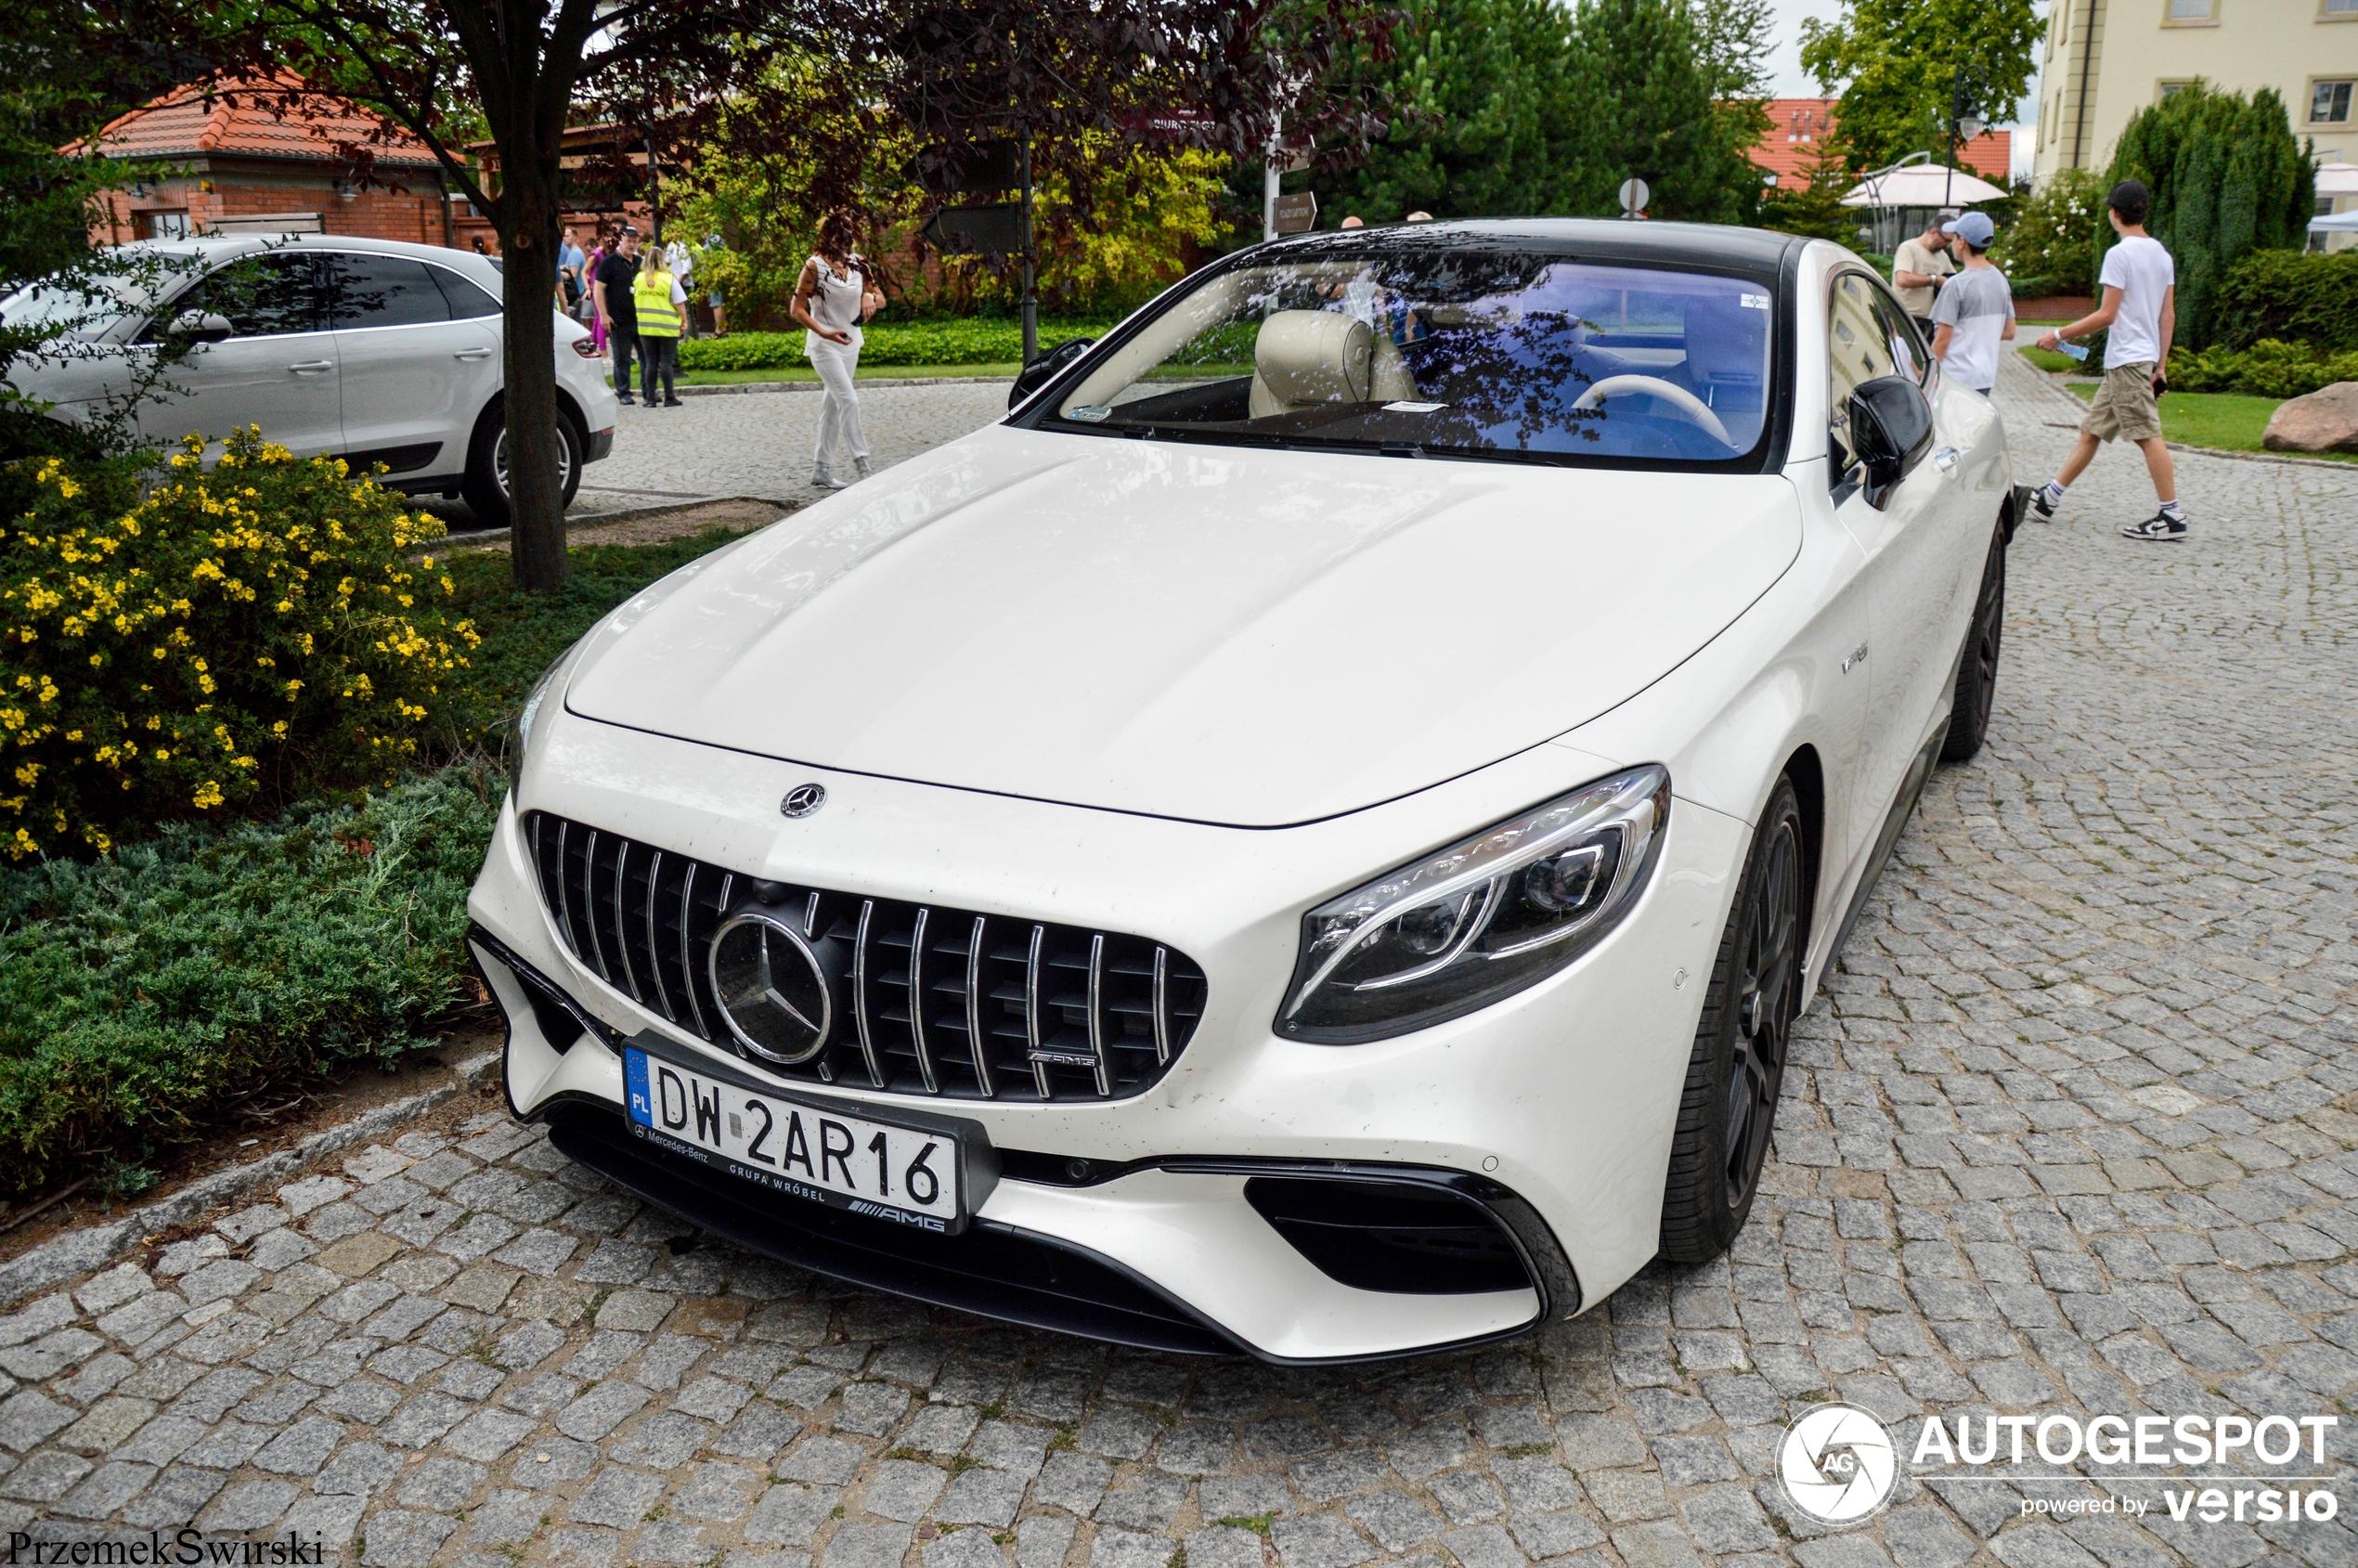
[565,426,1803,828]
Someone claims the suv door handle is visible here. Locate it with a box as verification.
[1932,446,1960,473]
[454,347,495,361]
[288,360,334,374]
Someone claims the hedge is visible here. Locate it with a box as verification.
[677,318,1112,372]
[0,433,478,858]
[0,764,499,1193]
[2212,250,2358,356]
[2166,339,2358,399]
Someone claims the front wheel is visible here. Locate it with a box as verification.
[1939,521,2007,762]
[461,404,583,527]
[1658,776,1806,1263]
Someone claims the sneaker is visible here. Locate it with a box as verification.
[616,394,636,405]
[663,396,685,408]
[853,457,875,481]
[811,467,844,490]
[2120,512,2188,541]
[2029,487,2058,522]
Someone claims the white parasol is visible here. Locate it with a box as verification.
[1839,163,2010,208]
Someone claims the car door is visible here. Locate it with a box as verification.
[135,252,341,458]
[326,251,502,476]
[1825,270,1961,847]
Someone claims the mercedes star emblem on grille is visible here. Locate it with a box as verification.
[708,911,837,1065]
[780,783,827,818]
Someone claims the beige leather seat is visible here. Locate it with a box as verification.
[1250,309,1419,419]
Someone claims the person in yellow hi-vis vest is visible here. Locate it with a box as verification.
[630,250,688,408]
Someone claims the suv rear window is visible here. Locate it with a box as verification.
[326,254,452,329]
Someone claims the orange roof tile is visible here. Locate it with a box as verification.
[81,72,439,169]
[1743,99,2012,191]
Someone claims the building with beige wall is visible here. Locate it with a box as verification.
[2032,0,2358,183]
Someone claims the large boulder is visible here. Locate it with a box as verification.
[2263,381,2358,453]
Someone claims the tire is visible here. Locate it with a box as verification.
[1939,521,2007,763]
[1658,776,1806,1263]
[461,402,584,527]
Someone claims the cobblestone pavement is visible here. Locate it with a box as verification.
[6,354,2358,1568]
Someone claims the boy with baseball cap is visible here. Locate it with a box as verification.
[2029,179,2183,541]
[1927,210,2015,395]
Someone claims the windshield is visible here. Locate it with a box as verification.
[1043,250,1777,467]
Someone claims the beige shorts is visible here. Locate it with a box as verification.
[2083,362,2163,443]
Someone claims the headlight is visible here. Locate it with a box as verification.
[1278,766,1671,1043]
[507,639,587,787]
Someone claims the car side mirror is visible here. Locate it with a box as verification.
[1847,374,1933,508]
[1007,336,1096,410]
[172,310,235,344]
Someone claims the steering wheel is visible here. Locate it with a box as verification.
[1570,375,1734,447]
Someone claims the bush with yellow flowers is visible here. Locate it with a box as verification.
[0,427,480,856]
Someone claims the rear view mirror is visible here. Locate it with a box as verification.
[1007,336,1096,410]
[172,310,235,344]
[1847,374,1932,508]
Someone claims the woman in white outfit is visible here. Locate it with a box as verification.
[792,213,885,488]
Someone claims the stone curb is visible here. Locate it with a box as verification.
[434,494,786,549]
[0,1050,500,1309]
[676,374,1015,396]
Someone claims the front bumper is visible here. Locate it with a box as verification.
[470,716,1749,1360]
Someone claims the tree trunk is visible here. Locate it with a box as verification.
[500,165,570,590]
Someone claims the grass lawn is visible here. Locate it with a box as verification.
[2056,383,2354,462]
[678,361,1019,386]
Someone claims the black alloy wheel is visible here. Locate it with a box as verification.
[1939,519,2007,762]
[1659,775,1807,1262]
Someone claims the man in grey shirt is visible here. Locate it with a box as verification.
[1927,211,2015,395]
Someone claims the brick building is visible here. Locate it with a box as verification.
[1748,97,2012,190]
[82,75,463,249]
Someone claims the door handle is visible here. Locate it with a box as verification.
[454,348,495,361]
[288,360,334,374]
[1932,446,1960,473]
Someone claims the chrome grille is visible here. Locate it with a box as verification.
[525,812,1209,1102]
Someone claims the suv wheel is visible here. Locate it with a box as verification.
[462,404,584,527]
[1658,775,1805,1263]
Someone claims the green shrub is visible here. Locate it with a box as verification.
[0,763,499,1191]
[2166,338,2358,398]
[2210,250,2358,355]
[2101,84,2315,350]
[0,429,478,856]
[677,319,1113,373]
[1991,167,2103,293]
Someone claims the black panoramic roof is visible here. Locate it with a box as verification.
[1251,218,1804,274]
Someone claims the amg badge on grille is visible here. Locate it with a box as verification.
[781,783,827,818]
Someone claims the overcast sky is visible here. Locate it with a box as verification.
[1762,0,2046,175]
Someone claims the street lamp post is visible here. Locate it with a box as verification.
[1947,68,1986,211]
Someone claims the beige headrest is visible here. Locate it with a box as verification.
[1254,310,1373,407]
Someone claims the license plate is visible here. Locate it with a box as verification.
[623,1043,971,1233]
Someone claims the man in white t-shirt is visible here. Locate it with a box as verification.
[2028,180,2183,541]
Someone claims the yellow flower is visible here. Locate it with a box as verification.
[192,780,225,809]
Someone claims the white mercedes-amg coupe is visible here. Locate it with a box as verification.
[470,220,2016,1362]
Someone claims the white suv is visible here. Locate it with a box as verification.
[2,233,618,524]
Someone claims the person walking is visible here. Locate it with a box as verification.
[558,226,586,315]
[703,232,729,337]
[2031,179,2183,540]
[583,230,609,353]
[632,246,688,408]
[792,212,884,488]
[1926,210,2015,395]
[1891,212,1955,325]
[595,226,642,406]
